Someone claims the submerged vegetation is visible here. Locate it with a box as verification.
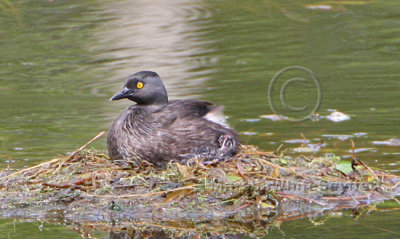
[0,132,399,237]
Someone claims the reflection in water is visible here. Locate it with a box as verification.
[1,0,400,238]
[93,0,216,99]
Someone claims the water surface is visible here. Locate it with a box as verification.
[0,0,399,238]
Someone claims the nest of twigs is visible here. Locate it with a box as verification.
[0,132,399,237]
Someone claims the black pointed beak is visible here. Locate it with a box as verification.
[110,88,132,101]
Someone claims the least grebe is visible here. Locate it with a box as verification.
[107,71,240,168]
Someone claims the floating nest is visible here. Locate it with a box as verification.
[0,132,399,238]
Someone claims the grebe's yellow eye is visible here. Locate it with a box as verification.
[136,81,144,89]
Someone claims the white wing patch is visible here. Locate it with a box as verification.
[203,106,231,128]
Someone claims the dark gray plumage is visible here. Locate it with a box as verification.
[107,71,240,168]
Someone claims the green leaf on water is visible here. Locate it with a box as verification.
[335,160,353,174]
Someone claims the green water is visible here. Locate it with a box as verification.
[0,0,399,238]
